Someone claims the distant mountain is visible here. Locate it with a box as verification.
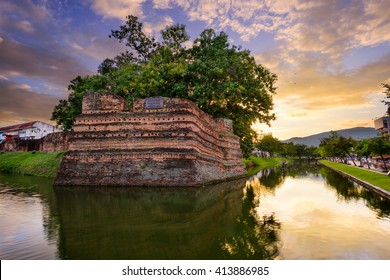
[282,127,378,147]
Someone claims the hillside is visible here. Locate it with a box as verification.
[282,127,378,147]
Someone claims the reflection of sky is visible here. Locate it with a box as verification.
[255,177,390,259]
[0,193,57,259]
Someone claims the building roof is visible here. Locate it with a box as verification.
[0,121,38,132]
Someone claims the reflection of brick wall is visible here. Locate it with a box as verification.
[55,93,246,187]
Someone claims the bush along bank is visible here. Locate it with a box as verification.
[0,151,65,178]
[243,156,292,168]
[243,156,292,176]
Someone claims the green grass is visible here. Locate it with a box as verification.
[243,156,292,175]
[319,160,390,192]
[0,151,65,178]
[243,156,292,168]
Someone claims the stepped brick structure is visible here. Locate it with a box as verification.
[54,92,246,186]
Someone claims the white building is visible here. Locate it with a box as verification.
[0,121,62,141]
[374,116,390,136]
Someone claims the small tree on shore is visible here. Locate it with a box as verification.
[255,134,282,157]
[354,139,372,169]
[368,136,390,171]
[319,131,356,165]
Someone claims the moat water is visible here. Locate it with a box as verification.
[1,162,390,260]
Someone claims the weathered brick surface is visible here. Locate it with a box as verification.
[39,132,70,152]
[0,138,40,152]
[0,132,70,152]
[54,93,246,186]
[82,92,128,114]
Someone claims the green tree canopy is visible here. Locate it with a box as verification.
[255,134,282,157]
[318,131,356,165]
[51,15,277,157]
[280,142,296,158]
[368,136,390,171]
[354,136,390,171]
[354,138,372,168]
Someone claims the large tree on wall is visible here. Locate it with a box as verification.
[51,15,277,157]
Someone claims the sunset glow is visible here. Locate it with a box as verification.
[0,0,389,139]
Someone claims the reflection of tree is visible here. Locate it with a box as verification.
[257,168,285,189]
[362,191,390,218]
[221,186,281,259]
[0,173,60,252]
[53,179,248,260]
[319,167,362,201]
[319,166,390,218]
[253,161,321,190]
[251,162,390,221]
[285,160,321,177]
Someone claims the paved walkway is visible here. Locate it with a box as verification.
[346,160,389,176]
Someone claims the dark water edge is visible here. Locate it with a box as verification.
[1,161,390,260]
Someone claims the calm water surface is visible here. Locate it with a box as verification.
[1,162,389,259]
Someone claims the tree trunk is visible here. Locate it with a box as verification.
[380,154,388,171]
[365,157,371,169]
[348,153,357,166]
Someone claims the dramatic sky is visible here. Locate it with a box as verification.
[0,0,389,139]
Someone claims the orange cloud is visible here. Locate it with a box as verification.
[339,120,373,128]
[0,80,61,127]
[90,0,147,19]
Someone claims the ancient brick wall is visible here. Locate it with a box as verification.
[0,132,70,152]
[0,138,40,152]
[55,93,246,187]
[82,92,128,114]
[39,132,71,152]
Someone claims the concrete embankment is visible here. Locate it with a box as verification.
[319,161,390,200]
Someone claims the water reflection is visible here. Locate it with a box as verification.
[220,186,281,259]
[251,163,390,259]
[1,161,390,259]
[320,167,362,200]
[53,180,247,259]
[0,173,59,259]
[320,166,390,217]
[256,168,286,189]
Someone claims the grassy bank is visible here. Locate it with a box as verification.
[0,151,65,178]
[319,160,390,192]
[243,156,292,175]
[243,156,292,168]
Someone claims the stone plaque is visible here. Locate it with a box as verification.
[145,97,164,109]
